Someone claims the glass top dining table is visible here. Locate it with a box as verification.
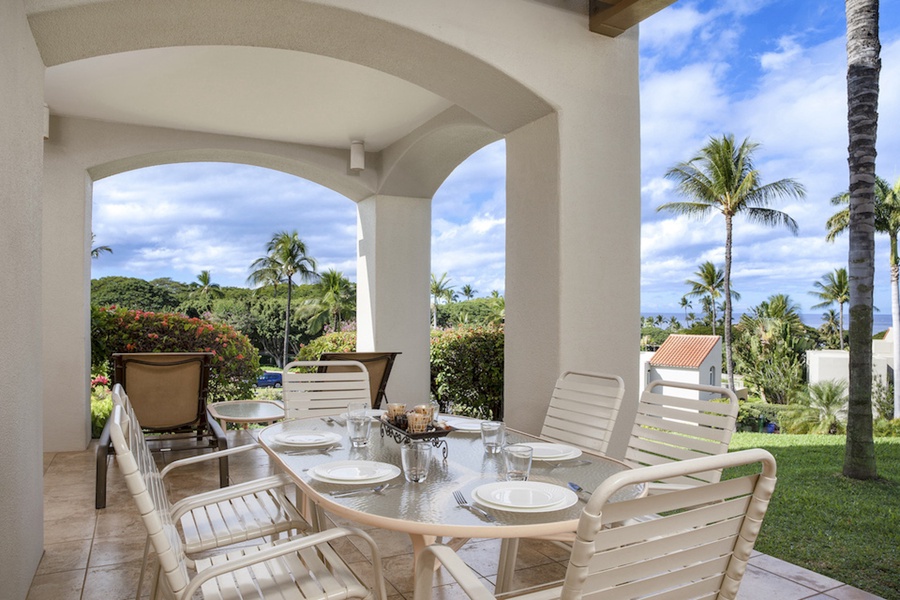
[257,415,643,550]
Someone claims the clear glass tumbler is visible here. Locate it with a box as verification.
[480,421,505,454]
[401,441,432,483]
[503,444,533,481]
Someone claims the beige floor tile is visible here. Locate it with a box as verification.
[26,569,84,600]
[824,585,887,600]
[82,558,151,600]
[89,535,148,567]
[94,508,145,539]
[505,561,566,591]
[36,540,92,575]
[43,514,97,545]
[749,553,844,593]
[736,564,823,600]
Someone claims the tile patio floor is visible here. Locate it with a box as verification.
[29,430,884,600]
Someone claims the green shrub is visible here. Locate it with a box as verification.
[737,401,805,432]
[430,325,503,419]
[873,418,900,437]
[295,331,357,360]
[91,305,260,402]
[90,376,113,438]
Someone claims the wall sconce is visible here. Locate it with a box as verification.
[350,140,365,172]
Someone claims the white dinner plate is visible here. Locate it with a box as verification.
[442,417,484,432]
[310,461,399,483]
[472,482,577,513]
[340,409,386,419]
[273,431,343,447]
[519,443,582,461]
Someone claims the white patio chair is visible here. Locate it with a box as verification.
[282,360,371,419]
[624,379,740,494]
[109,385,308,599]
[539,371,624,454]
[414,448,777,600]
[110,404,388,600]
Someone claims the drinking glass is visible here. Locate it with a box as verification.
[480,421,505,454]
[503,444,533,481]
[400,441,432,483]
[346,401,371,447]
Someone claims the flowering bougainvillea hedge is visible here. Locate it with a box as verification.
[91,305,260,402]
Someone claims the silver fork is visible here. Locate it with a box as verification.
[453,490,496,523]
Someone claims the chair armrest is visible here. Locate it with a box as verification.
[159,442,261,478]
[169,473,294,520]
[414,544,496,600]
[181,526,388,600]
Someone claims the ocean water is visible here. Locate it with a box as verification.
[640,312,893,333]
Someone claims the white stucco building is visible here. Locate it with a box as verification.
[640,334,723,399]
[1,1,676,593]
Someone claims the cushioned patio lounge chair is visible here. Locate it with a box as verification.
[109,404,387,600]
[414,448,777,600]
[624,379,740,494]
[96,352,227,508]
[318,351,400,409]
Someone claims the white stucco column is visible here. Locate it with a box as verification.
[504,32,642,457]
[41,125,93,452]
[0,2,46,594]
[356,195,432,406]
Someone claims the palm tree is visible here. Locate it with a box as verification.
[841,0,880,479]
[827,177,900,424]
[809,268,850,350]
[430,272,454,328]
[192,270,223,298]
[659,134,805,390]
[461,284,477,300]
[683,261,739,336]
[304,269,355,334]
[90,232,112,259]
[820,309,843,348]
[781,380,848,435]
[679,296,692,323]
[248,231,318,367]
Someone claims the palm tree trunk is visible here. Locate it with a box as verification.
[892,257,900,418]
[283,275,293,368]
[839,301,845,350]
[844,0,879,479]
[724,215,735,390]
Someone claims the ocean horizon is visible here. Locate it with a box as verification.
[640,312,893,334]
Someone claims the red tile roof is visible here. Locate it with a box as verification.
[649,334,720,368]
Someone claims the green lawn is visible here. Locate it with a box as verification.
[726,433,900,599]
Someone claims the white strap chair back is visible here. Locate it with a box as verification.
[540,371,624,455]
[625,380,739,490]
[414,449,777,600]
[282,360,370,419]
[108,405,191,596]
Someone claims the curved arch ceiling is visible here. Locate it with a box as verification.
[44,46,454,152]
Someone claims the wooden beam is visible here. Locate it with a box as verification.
[589,0,678,37]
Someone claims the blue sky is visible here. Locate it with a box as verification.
[91,1,900,315]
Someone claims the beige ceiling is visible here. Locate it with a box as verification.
[44,45,455,152]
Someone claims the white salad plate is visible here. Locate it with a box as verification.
[519,442,582,461]
[309,461,400,484]
[442,417,484,432]
[472,482,578,512]
[273,431,343,447]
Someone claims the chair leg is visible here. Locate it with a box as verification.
[95,421,113,509]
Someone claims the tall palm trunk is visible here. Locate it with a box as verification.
[723,215,735,390]
[839,301,846,350]
[891,237,900,417]
[844,0,879,479]
[283,275,293,368]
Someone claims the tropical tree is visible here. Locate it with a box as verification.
[840,0,880,479]
[679,296,692,322]
[828,177,900,417]
[780,380,849,435]
[809,268,850,349]
[191,270,223,299]
[303,269,355,335]
[659,134,805,390]
[247,231,318,367]
[461,284,477,300]
[430,272,454,328]
[90,232,112,259]
[683,261,738,336]
[819,309,843,349]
